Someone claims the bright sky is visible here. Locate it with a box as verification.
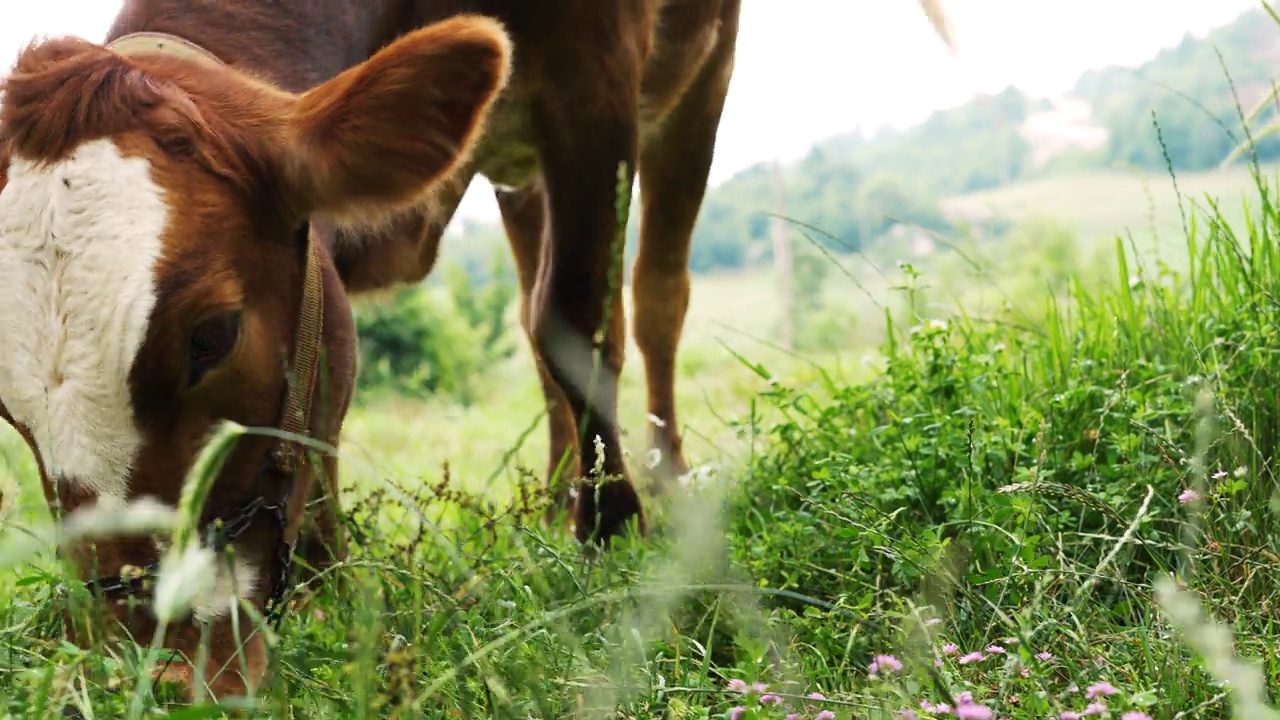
[1,1,1265,222]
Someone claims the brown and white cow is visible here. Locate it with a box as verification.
[0,0,741,699]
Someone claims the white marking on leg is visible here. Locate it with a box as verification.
[0,139,168,501]
[535,307,621,427]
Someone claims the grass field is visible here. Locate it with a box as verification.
[3,155,1280,719]
[942,162,1280,263]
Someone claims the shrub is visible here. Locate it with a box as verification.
[725,166,1280,689]
[353,251,517,405]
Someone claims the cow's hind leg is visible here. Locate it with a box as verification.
[495,181,580,527]
[633,13,739,487]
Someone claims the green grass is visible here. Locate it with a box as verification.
[336,267,833,500]
[5,152,1280,718]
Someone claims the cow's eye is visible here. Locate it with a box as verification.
[189,311,241,387]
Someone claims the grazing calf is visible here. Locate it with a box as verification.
[0,0,740,699]
[0,12,510,699]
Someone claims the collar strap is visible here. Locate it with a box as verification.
[107,31,225,68]
[107,31,326,473]
[272,239,326,473]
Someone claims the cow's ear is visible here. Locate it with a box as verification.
[280,15,511,219]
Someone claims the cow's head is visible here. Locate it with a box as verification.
[0,15,510,693]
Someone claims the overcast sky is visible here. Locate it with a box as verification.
[1,1,1266,221]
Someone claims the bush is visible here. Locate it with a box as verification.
[353,250,517,405]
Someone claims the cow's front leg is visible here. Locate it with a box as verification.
[526,30,651,546]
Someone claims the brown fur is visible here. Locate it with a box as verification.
[322,0,741,541]
[0,14,512,699]
[0,0,740,701]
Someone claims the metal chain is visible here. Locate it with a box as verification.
[263,496,295,627]
[203,495,265,553]
[84,487,294,630]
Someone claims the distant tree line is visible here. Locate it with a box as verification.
[1074,9,1280,172]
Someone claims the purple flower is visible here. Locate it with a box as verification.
[899,710,920,720]
[985,645,1006,654]
[726,679,748,693]
[941,643,959,655]
[921,700,951,714]
[750,681,768,694]
[869,654,904,674]
[1018,666,1030,678]
[1082,703,1107,716]
[958,651,984,664]
[1035,651,1053,661]
[816,712,836,720]
[956,702,993,720]
[728,706,747,720]
[955,692,973,705]
[759,694,782,706]
[1121,713,1153,720]
[1060,713,1081,720]
[807,692,826,700]
[1085,682,1118,699]
[786,715,802,720]
[1178,488,1201,504]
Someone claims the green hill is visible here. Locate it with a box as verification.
[679,5,1280,274]
[942,162,1280,258]
[1073,6,1280,172]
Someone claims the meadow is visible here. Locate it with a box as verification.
[2,147,1280,720]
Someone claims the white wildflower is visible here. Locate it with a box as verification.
[153,543,218,625]
[591,435,606,476]
[644,448,663,470]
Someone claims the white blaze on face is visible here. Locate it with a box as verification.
[0,138,168,500]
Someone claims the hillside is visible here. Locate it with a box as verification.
[942,161,1280,258]
[1072,6,1280,171]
